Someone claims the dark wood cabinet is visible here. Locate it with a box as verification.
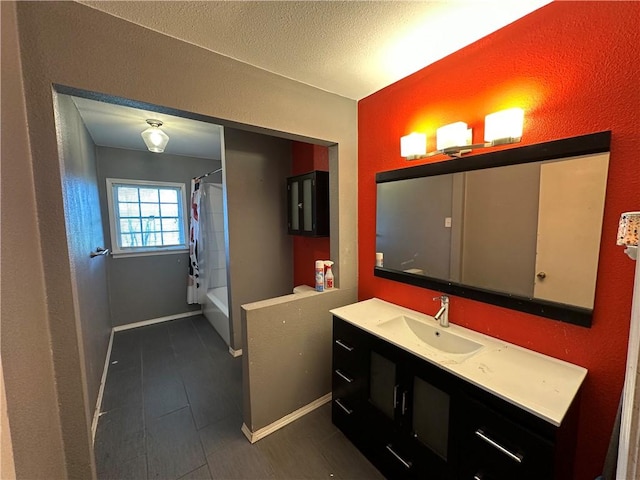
[287,171,329,237]
[332,316,580,480]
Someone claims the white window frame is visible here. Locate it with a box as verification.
[106,178,189,258]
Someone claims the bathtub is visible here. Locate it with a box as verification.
[203,286,230,346]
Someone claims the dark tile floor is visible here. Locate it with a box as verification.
[94,315,383,480]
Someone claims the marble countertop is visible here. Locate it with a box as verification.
[330,298,587,427]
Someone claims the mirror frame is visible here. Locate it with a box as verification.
[375,131,611,327]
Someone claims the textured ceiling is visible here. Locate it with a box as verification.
[79,0,551,100]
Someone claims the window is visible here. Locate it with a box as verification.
[106,178,188,257]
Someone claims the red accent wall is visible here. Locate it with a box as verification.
[358,3,640,478]
[292,142,330,287]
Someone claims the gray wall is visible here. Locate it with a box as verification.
[242,289,357,433]
[56,94,112,430]
[224,128,294,350]
[461,163,540,297]
[3,1,357,477]
[96,146,221,326]
[1,3,67,477]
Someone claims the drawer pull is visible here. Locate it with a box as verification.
[385,444,412,469]
[335,398,353,415]
[335,339,354,352]
[335,369,354,383]
[475,429,523,464]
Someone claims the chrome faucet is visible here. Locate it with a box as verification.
[433,295,450,328]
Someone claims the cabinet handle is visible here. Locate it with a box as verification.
[385,444,412,469]
[474,429,523,464]
[335,398,353,415]
[335,369,353,383]
[335,339,354,352]
[473,475,482,480]
[401,391,407,415]
[393,385,399,407]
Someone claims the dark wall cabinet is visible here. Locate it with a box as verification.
[332,317,580,479]
[287,171,329,237]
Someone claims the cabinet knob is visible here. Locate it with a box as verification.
[298,203,303,209]
[536,271,546,279]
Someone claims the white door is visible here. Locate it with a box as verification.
[534,153,609,309]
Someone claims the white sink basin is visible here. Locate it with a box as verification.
[378,315,484,357]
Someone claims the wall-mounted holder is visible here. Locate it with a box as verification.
[90,247,110,258]
[617,211,639,260]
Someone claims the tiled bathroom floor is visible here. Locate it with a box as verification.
[94,315,383,479]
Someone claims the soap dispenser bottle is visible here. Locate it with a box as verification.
[324,261,334,289]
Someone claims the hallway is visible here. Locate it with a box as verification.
[94,315,382,479]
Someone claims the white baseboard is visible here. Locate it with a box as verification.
[91,329,114,444]
[112,310,202,332]
[229,346,243,357]
[241,393,332,444]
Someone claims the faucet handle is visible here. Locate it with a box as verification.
[433,294,449,302]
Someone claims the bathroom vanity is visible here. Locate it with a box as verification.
[330,299,587,479]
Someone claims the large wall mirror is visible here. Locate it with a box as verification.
[375,131,611,327]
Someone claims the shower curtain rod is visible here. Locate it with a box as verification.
[195,168,222,181]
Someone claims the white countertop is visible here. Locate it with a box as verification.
[330,298,587,427]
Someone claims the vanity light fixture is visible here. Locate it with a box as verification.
[400,108,524,160]
[141,119,170,153]
[617,211,639,260]
[484,108,524,145]
[437,121,472,154]
[400,132,427,159]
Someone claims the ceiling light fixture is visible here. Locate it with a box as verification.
[141,119,169,153]
[401,108,524,160]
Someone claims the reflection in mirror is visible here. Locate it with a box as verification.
[375,132,611,327]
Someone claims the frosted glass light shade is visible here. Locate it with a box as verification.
[437,122,471,150]
[484,108,524,144]
[401,132,427,158]
[141,120,169,153]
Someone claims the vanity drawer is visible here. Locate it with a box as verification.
[332,317,369,399]
[333,317,367,352]
[366,422,448,480]
[332,396,364,444]
[458,396,554,479]
[332,365,365,402]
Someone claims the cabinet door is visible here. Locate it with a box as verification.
[289,179,300,231]
[369,349,398,420]
[302,176,313,232]
[287,171,329,237]
[367,341,451,479]
[402,363,453,478]
[411,375,450,460]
